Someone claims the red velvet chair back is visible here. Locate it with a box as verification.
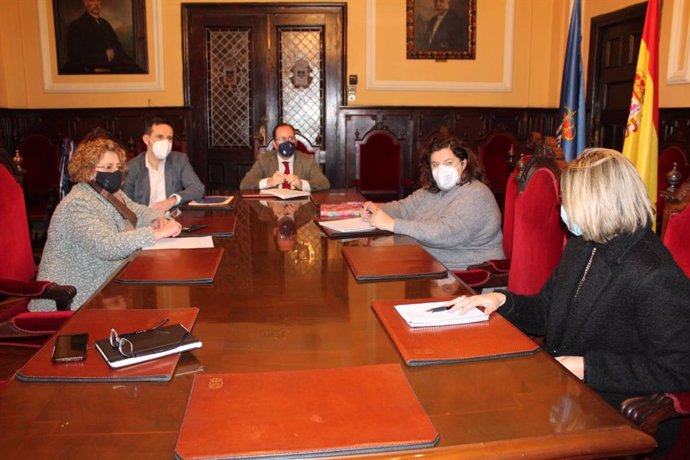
[662,204,690,277]
[508,168,567,295]
[657,146,689,227]
[0,164,36,282]
[479,132,517,198]
[18,134,60,219]
[502,166,521,259]
[355,127,403,199]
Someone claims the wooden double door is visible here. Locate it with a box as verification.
[183,4,344,190]
[587,3,646,151]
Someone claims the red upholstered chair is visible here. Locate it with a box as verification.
[453,154,567,295]
[657,145,689,230]
[17,133,61,242]
[354,125,408,201]
[0,163,75,347]
[662,203,690,277]
[451,165,520,289]
[508,167,567,294]
[252,129,319,161]
[479,131,517,207]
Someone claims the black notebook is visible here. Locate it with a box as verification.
[95,324,202,369]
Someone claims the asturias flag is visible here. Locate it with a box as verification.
[556,0,586,162]
[622,0,660,210]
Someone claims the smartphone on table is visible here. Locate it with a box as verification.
[52,333,89,363]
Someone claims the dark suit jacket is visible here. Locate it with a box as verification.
[67,12,127,65]
[426,9,468,51]
[239,151,330,191]
[500,226,690,410]
[123,151,205,206]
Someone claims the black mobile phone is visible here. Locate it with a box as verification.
[52,333,89,363]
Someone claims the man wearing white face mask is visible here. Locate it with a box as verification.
[362,136,504,270]
[124,118,205,211]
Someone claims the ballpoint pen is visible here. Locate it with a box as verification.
[182,224,208,232]
[426,305,452,313]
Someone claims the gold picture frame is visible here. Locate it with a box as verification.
[407,0,476,60]
[53,0,148,74]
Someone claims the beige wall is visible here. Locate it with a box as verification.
[0,0,688,109]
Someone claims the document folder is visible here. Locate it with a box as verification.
[187,195,234,208]
[16,308,200,382]
[372,298,540,366]
[342,244,447,281]
[116,247,223,284]
[174,364,439,459]
[177,211,237,237]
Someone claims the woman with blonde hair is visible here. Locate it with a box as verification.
[30,137,182,311]
[450,148,690,452]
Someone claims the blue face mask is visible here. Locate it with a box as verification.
[560,205,583,236]
[277,141,296,158]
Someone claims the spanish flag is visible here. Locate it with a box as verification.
[622,0,660,212]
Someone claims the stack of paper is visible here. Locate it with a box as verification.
[394,301,488,328]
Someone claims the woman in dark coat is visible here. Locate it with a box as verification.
[450,148,690,453]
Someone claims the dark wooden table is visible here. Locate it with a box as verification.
[0,195,655,459]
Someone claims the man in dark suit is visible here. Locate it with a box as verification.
[423,0,468,51]
[67,0,128,67]
[240,123,330,191]
[123,118,205,211]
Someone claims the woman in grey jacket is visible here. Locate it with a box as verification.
[451,148,690,453]
[30,138,183,311]
[362,137,504,270]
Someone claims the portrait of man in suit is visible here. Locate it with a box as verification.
[408,0,475,60]
[53,0,148,74]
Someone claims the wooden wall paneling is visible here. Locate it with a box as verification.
[660,108,690,146]
[0,107,192,163]
[2,106,686,193]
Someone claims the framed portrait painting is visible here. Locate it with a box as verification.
[53,0,148,74]
[407,0,476,60]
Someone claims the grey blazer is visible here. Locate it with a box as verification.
[239,151,330,191]
[123,151,205,205]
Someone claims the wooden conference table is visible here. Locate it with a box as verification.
[0,192,655,459]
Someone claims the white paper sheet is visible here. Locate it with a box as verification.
[394,301,489,328]
[318,217,376,233]
[259,189,311,200]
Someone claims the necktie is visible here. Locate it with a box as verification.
[282,161,291,189]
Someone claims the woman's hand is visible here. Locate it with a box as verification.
[555,356,585,380]
[152,218,182,240]
[369,209,395,232]
[447,292,506,315]
[361,201,395,231]
[151,217,167,230]
[361,201,378,222]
